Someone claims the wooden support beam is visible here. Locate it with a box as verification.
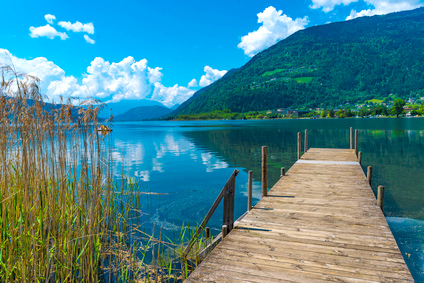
[297,132,301,159]
[355,129,358,156]
[222,225,228,238]
[262,146,268,197]
[223,174,235,232]
[182,169,239,257]
[281,167,285,177]
[377,185,385,212]
[358,151,362,165]
[367,166,373,186]
[350,127,353,149]
[304,129,308,153]
[248,170,252,211]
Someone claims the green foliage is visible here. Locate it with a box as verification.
[175,8,424,115]
[391,99,406,117]
[177,109,285,120]
[359,107,370,117]
[371,104,389,116]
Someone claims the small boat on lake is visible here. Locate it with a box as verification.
[97,125,112,132]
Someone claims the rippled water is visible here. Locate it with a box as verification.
[109,118,424,281]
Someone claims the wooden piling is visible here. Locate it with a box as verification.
[377,185,385,212]
[262,146,268,197]
[182,169,238,257]
[304,129,308,153]
[297,132,301,159]
[223,175,235,232]
[248,170,252,211]
[205,227,210,239]
[358,151,362,165]
[350,127,353,149]
[367,166,373,186]
[355,129,358,156]
[222,225,228,238]
[281,167,285,177]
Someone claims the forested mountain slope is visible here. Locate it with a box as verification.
[174,8,424,115]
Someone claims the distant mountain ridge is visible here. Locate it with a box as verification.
[114,105,172,121]
[99,99,166,118]
[173,8,424,116]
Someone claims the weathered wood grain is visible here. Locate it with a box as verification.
[186,148,413,282]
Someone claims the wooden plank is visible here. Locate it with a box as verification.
[187,148,414,282]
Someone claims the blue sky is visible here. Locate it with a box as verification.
[1,0,422,109]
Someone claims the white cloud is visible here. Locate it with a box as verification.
[310,0,359,12]
[58,21,94,34]
[84,34,95,44]
[0,49,198,107]
[199,66,227,87]
[346,0,422,20]
[147,66,163,84]
[238,6,309,57]
[0,48,65,92]
[29,24,68,40]
[44,14,56,24]
[188,78,198,87]
[151,83,195,107]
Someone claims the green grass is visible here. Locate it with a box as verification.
[261,68,287,77]
[295,77,313,83]
[366,99,384,104]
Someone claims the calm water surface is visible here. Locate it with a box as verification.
[110,118,424,281]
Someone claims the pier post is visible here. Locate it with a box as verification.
[355,130,358,156]
[358,151,362,165]
[297,132,301,159]
[281,167,285,177]
[248,170,252,211]
[350,127,353,149]
[377,185,385,212]
[367,166,373,186]
[222,225,228,238]
[262,146,267,197]
[223,173,235,232]
[205,227,210,240]
[304,129,308,153]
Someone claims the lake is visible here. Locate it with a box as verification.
[110,118,424,281]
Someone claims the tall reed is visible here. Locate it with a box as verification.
[0,65,208,282]
[0,64,112,281]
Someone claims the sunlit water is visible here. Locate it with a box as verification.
[110,118,424,281]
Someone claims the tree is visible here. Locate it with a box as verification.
[321,110,328,118]
[390,99,406,117]
[335,109,345,118]
[359,107,370,117]
[328,109,335,118]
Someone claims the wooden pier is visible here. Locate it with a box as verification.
[186,147,414,282]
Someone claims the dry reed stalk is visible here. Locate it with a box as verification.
[0,64,205,282]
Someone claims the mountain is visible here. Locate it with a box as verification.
[113,105,173,121]
[170,104,181,110]
[173,8,424,115]
[99,99,166,118]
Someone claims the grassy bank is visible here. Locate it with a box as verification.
[0,65,206,282]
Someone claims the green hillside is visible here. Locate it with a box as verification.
[174,8,424,115]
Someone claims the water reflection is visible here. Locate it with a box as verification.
[110,118,424,281]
